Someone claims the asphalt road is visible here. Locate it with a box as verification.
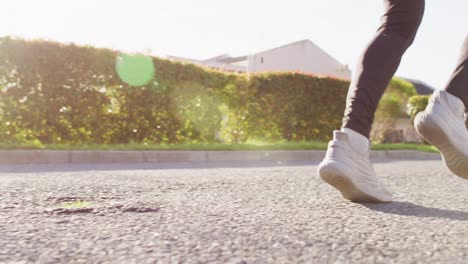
[1,160,467,263]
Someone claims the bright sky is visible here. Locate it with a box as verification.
[1,0,466,88]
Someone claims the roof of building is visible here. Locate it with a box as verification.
[169,39,343,65]
[167,39,349,75]
[250,39,347,68]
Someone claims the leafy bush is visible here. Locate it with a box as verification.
[407,95,430,121]
[0,37,349,145]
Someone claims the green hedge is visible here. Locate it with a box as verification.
[407,95,430,121]
[0,37,349,145]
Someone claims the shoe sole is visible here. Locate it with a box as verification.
[414,111,468,179]
[318,163,391,203]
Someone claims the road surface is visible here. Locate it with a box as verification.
[1,160,467,263]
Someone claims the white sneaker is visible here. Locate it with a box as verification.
[414,90,468,179]
[317,128,393,203]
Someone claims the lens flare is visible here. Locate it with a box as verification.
[116,54,155,87]
[169,82,226,140]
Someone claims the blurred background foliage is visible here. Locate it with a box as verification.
[371,78,417,142]
[0,37,423,146]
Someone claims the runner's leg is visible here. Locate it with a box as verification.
[342,0,425,138]
[445,36,468,108]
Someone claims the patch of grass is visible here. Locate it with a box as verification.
[0,142,45,150]
[0,140,439,152]
[58,200,91,209]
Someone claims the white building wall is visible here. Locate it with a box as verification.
[247,40,351,80]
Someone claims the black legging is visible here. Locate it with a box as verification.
[342,0,468,138]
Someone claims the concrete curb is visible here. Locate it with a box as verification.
[0,150,441,165]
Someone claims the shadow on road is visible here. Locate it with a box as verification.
[361,202,468,221]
